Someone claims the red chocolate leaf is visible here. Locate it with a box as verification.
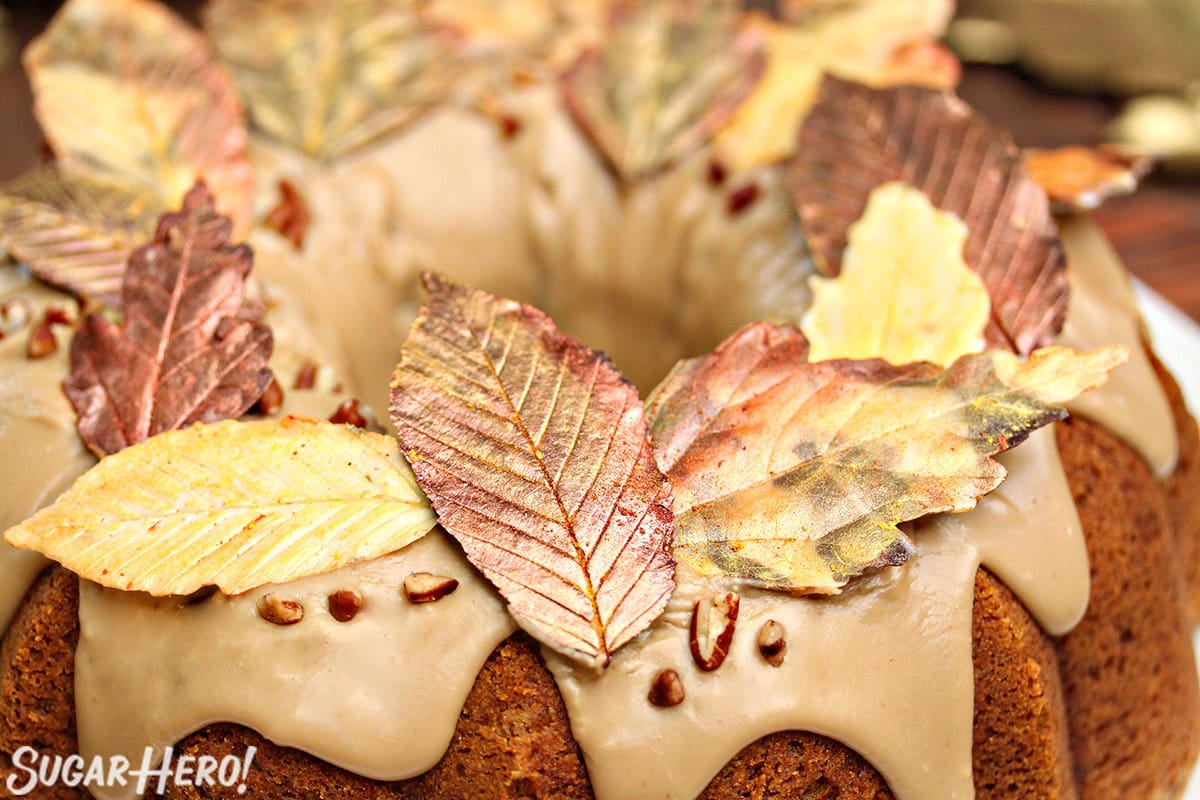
[791,77,1067,355]
[64,183,273,457]
[390,273,675,668]
[561,0,765,181]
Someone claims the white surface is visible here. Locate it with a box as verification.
[1137,283,1200,800]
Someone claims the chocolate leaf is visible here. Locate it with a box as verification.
[390,274,675,668]
[715,5,956,171]
[802,181,990,366]
[0,169,160,308]
[646,322,1127,594]
[1024,146,1151,212]
[3,417,437,596]
[561,0,765,181]
[64,183,273,457]
[791,77,1067,354]
[23,0,253,235]
[205,0,451,162]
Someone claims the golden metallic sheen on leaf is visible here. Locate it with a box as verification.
[646,322,1127,594]
[2,417,437,596]
[390,274,675,669]
[803,181,989,366]
[205,0,451,162]
[560,0,765,181]
[23,0,254,235]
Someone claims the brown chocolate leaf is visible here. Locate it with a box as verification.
[205,0,451,162]
[646,322,1127,594]
[791,77,1067,354]
[0,169,160,308]
[23,0,253,235]
[561,0,765,181]
[64,183,273,457]
[1024,146,1151,212]
[390,274,675,668]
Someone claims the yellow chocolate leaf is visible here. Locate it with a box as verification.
[3,417,436,596]
[802,181,989,366]
[647,323,1128,594]
[24,0,254,235]
[716,2,953,170]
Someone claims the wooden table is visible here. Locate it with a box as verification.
[2,6,1198,322]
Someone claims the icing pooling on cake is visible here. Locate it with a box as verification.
[70,427,1084,800]
[1058,214,1178,478]
[75,533,517,800]
[0,269,91,632]
[246,87,812,406]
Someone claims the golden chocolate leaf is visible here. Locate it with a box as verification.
[3,417,437,596]
[792,77,1067,355]
[0,169,160,308]
[390,274,675,668]
[646,322,1127,594]
[205,0,451,162]
[1024,146,1151,212]
[561,0,765,181]
[803,181,989,366]
[23,0,253,235]
[715,2,954,171]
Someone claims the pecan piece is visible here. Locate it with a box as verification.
[648,669,685,708]
[257,593,305,625]
[328,589,364,622]
[689,591,740,672]
[403,572,459,604]
[756,619,787,667]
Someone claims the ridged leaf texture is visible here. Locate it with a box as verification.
[791,77,1067,355]
[205,0,451,162]
[0,169,160,308]
[23,0,253,234]
[561,0,765,181]
[65,184,273,457]
[390,274,675,668]
[647,322,1127,594]
[3,417,437,596]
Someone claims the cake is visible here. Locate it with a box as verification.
[1,1,1199,800]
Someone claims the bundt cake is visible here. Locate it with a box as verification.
[2,1,1200,800]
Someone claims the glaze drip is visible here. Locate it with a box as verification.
[72,429,1085,800]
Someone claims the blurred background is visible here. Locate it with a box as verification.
[1,0,1197,321]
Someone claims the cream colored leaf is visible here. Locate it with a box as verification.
[647,323,1128,594]
[23,0,253,235]
[715,2,953,171]
[205,0,451,162]
[802,181,989,366]
[3,417,436,596]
